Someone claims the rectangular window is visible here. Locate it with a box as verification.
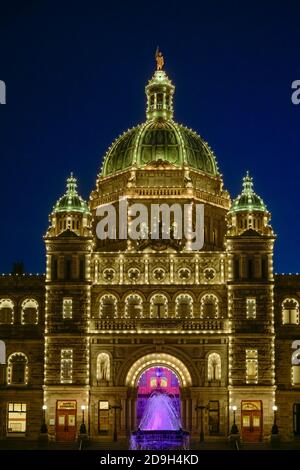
[246,349,258,384]
[98,401,109,434]
[63,298,73,319]
[246,298,256,319]
[292,366,300,385]
[60,349,73,384]
[208,400,219,434]
[7,403,27,433]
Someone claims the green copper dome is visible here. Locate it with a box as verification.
[101,70,219,177]
[229,172,267,213]
[53,174,90,214]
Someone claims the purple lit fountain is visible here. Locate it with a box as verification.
[130,392,189,450]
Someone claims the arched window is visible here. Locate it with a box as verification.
[150,294,168,318]
[99,294,117,319]
[175,294,193,318]
[0,299,14,324]
[207,353,221,382]
[7,353,28,385]
[96,353,110,382]
[201,294,219,319]
[125,294,143,319]
[0,340,5,364]
[282,299,299,325]
[21,299,39,325]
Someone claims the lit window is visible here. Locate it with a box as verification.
[0,340,5,364]
[63,298,73,319]
[207,353,221,382]
[150,377,157,387]
[175,294,193,318]
[125,294,143,319]
[0,299,14,324]
[7,403,27,433]
[99,294,117,319]
[7,353,28,385]
[282,299,299,325]
[150,294,168,318]
[246,350,258,384]
[60,349,73,383]
[246,298,256,319]
[292,366,300,386]
[21,299,39,324]
[160,377,168,387]
[201,294,219,319]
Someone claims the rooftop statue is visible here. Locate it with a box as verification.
[155,47,164,70]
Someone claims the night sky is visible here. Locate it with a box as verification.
[0,0,299,274]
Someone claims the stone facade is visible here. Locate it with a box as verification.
[0,67,299,444]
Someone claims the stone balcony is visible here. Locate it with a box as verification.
[89,318,229,333]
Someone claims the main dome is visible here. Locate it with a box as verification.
[100,69,219,178]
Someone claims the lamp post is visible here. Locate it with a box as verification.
[80,405,87,434]
[195,405,206,443]
[272,405,278,434]
[230,405,239,434]
[110,404,122,442]
[40,405,48,434]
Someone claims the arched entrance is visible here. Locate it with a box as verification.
[125,353,192,449]
[136,366,181,430]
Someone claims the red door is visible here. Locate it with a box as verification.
[56,401,77,441]
[241,400,262,442]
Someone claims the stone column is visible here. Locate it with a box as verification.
[127,397,132,433]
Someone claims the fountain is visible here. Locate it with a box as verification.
[130,392,189,450]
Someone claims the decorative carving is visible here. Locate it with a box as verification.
[103,268,115,281]
[127,268,141,282]
[152,267,166,281]
[204,268,216,281]
[178,268,191,281]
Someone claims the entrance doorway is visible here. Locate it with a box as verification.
[130,366,189,449]
[293,404,300,435]
[241,400,263,442]
[136,366,180,429]
[56,400,77,441]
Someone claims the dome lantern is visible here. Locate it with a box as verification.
[146,69,175,121]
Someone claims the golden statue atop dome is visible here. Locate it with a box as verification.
[155,47,164,70]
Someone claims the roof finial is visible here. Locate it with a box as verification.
[155,47,164,70]
[242,171,253,194]
[66,172,77,194]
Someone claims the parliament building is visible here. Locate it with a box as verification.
[0,61,300,446]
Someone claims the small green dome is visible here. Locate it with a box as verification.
[229,172,267,213]
[53,174,90,214]
[101,70,219,177]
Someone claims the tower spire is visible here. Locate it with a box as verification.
[146,51,175,121]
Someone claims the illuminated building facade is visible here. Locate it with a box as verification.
[0,64,300,445]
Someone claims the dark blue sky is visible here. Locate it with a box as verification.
[0,0,299,274]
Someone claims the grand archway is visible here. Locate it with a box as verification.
[126,353,191,449]
[125,353,192,388]
[136,366,181,430]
